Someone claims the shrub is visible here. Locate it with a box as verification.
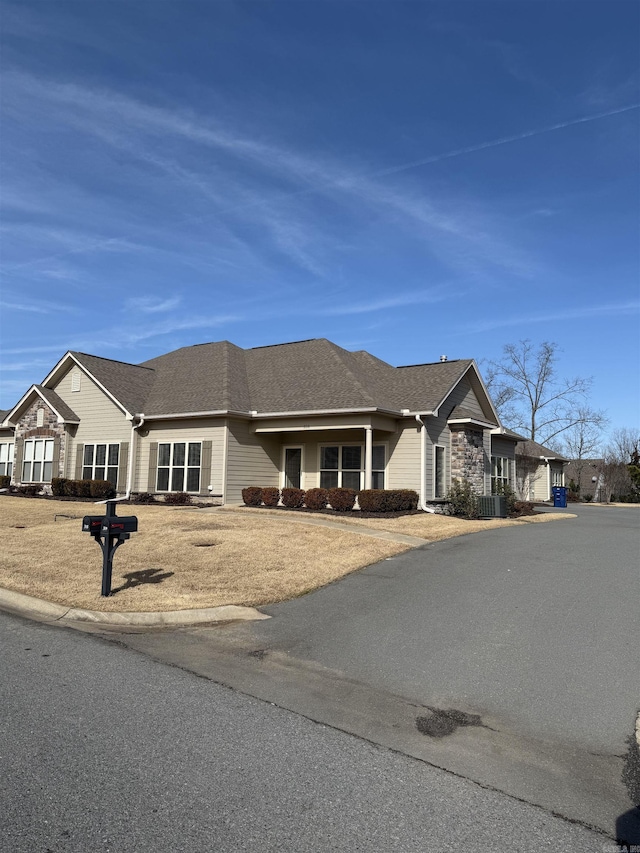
[281,487,305,508]
[357,489,419,513]
[17,484,40,496]
[242,486,263,507]
[261,486,280,507]
[163,491,192,505]
[513,501,536,516]
[132,492,156,504]
[327,487,357,511]
[90,479,116,499]
[492,481,517,515]
[0,475,10,490]
[64,479,92,498]
[584,494,593,502]
[51,477,67,496]
[304,487,328,511]
[446,479,479,519]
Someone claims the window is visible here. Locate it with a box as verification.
[551,467,563,487]
[320,444,386,490]
[157,442,201,492]
[434,445,446,498]
[83,443,119,486]
[22,439,54,483]
[491,456,512,492]
[0,442,14,477]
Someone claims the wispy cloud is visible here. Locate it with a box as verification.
[0,298,74,314]
[125,296,182,314]
[457,300,640,334]
[317,289,454,317]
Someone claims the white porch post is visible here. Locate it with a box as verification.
[364,426,373,490]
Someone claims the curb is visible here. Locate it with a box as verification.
[0,587,270,628]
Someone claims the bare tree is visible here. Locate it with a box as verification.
[485,340,607,445]
[596,427,640,502]
[556,408,608,491]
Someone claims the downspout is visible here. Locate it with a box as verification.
[125,415,145,499]
[415,414,436,513]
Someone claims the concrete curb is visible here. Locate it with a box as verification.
[0,587,270,627]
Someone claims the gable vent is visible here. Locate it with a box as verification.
[36,408,45,427]
[71,371,81,392]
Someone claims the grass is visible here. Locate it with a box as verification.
[0,497,571,612]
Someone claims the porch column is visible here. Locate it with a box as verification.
[364,426,373,490]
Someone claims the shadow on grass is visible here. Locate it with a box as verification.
[111,568,174,594]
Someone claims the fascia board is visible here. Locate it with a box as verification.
[448,416,497,429]
[6,385,79,425]
[433,362,501,427]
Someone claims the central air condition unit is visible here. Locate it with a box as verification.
[478,495,507,518]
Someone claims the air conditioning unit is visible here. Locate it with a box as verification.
[478,495,507,518]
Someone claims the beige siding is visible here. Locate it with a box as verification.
[53,365,132,481]
[386,423,421,491]
[225,419,280,504]
[135,418,226,494]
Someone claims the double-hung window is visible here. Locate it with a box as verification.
[157,442,201,493]
[83,444,119,486]
[434,445,446,498]
[491,456,511,492]
[0,442,14,477]
[22,439,54,483]
[320,444,386,490]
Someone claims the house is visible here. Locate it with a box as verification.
[564,459,604,501]
[514,439,568,501]
[0,338,522,507]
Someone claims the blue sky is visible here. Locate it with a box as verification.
[1,0,638,437]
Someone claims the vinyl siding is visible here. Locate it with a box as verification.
[386,423,421,492]
[225,419,280,504]
[136,418,226,495]
[53,365,131,481]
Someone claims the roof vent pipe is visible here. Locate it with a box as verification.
[440,355,448,362]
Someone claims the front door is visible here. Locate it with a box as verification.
[284,447,302,489]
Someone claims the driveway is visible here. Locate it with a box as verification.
[105,504,640,840]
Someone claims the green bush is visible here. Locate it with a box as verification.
[327,487,357,511]
[261,487,280,507]
[0,475,10,490]
[357,489,418,513]
[242,486,262,507]
[89,479,116,499]
[281,487,305,508]
[51,477,67,496]
[446,479,479,519]
[492,481,517,515]
[163,491,192,505]
[304,487,328,511]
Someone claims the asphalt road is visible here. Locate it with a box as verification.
[106,504,640,840]
[0,610,610,853]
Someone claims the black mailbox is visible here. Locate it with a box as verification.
[82,515,105,534]
[100,516,138,535]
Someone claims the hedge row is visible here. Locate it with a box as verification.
[51,477,116,499]
[241,486,418,513]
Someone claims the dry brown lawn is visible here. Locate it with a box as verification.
[0,497,573,613]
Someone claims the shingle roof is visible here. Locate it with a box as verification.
[57,339,488,419]
[70,352,155,416]
[35,386,80,422]
[516,439,569,462]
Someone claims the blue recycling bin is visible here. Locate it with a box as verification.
[552,486,568,508]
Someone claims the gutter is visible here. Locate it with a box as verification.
[414,414,436,513]
[124,414,145,499]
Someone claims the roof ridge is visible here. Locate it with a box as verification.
[325,341,377,406]
[71,351,155,371]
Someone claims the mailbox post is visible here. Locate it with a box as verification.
[82,500,138,596]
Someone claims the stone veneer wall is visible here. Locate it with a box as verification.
[14,399,67,484]
[450,427,485,494]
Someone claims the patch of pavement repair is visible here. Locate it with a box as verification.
[416,707,493,738]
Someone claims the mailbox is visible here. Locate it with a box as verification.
[100,516,138,535]
[82,515,105,534]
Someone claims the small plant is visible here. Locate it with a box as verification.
[327,487,357,511]
[163,491,192,505]
[0,475,10,490]
[281,487,305,508]
[242,486,263,507]
[304,487,328,511]
[446,479,479,519]
[261,487,280,507]
[17,484,40,496]
[584,493,593,502]
[492,481,517,515]
[89,479,116,499]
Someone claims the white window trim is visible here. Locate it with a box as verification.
[0,441,15,478]
[82,442,121,485]
[156,441,203,493]
[318,442,387,490]
[491,455,513,491]
[22,438,55,483]
[433,444,446,499]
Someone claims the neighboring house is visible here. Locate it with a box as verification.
[514,439,569,501]
[0,338,521,506]
[564,459,605,500]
